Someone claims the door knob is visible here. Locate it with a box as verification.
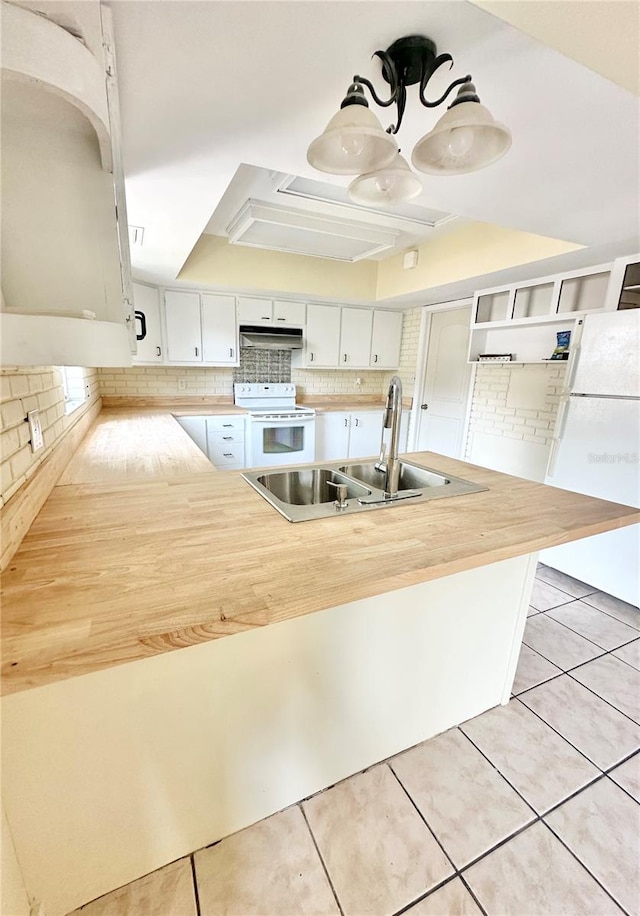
[421,403,429,410]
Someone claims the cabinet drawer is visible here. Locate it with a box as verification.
[208,429,244,446]
[209,443,245,468]
[206,416,246,432]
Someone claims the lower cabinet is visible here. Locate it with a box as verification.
[316,409,410,462]
[206,416,245,470]
[176,415,246,469]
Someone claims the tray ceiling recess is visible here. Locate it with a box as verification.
[226,200,400,261]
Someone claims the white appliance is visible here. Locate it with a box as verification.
[541,310,640,604]
[234,383,315,468]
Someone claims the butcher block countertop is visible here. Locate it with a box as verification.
[2,408,638,695]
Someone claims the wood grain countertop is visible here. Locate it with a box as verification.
[2,408,638,695]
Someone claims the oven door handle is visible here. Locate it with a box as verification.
[249,415,315,423]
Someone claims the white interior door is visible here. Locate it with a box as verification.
[416,306,473,458]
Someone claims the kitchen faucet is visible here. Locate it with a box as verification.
[375,375,403,498]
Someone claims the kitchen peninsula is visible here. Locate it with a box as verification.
[2,406,638,916]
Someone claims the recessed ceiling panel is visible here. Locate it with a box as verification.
[226,200,399,262]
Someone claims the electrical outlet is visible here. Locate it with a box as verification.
[355,377,362,387]
[178,378,187,391]
[27,409,44,453]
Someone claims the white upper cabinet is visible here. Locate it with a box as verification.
[163,291,239,366]
[273,300,306,326]
[0,1,133,367]
[164,291,202,362]
[370,311,403,368]
[305,304,342,367]
[237,297,273,325]
[201,294,238,364]
[238,298,306,327]
[340,308,373,368]
[133,283,163,363]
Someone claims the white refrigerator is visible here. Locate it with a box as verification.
[541,309,639,605]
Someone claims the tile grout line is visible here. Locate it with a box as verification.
[563,672,640,729]
[532,572,640,630]
[540,819,634,916]
[298,804,345,916]
[189,855,202,916]
[543,606,640,654]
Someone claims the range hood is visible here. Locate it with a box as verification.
[239,324,304,349]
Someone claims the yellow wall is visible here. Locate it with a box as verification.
[178,234,378,301]
[180,225,583,305]
[375,222,583,301]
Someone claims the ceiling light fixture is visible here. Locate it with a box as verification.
[307,35,511,205]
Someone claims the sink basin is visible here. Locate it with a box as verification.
[243,459,487,522]
[338,461,450,491]
[256,468,369,506]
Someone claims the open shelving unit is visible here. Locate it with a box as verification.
[468,263,612,364]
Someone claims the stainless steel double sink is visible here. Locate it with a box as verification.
[242,459,487,522]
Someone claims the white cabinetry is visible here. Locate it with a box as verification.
[133,283,163,363]
[300,305,402,370]
[164,291,202,362]
[315,410,409,462]
[469,264,613,364]
[206,416,245,470]
[163,291,238,366]
[238,297,305,326]
[202,295,238,364]
[304,304,342,367]
[370,310,403,368]
[339,308,373,368]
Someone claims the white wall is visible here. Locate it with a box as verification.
[465,363,567,481]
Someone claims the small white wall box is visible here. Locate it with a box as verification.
[403,249,419,270]
[27,409,44,452]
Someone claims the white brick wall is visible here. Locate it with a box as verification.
[0,366,99,505]
[465,362,567,459]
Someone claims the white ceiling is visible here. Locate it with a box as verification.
[109,0,639,294]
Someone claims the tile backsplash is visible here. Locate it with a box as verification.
[233,348,291,383]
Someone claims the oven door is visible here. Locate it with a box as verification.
[248,415,316,467]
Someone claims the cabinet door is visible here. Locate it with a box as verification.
[305,304,341,367]
[315,412,350,461]
[201,294,238,364]
[164,291,202,362]
[340,308,373,368]
[237,297,273,325]
[370,310,402,368]
[348,411,382,459]
[273,300,306,327]
[133,283,163,363]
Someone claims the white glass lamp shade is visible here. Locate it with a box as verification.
[412,101,511,176]
[307,104,399,176]
[347,153,423,205]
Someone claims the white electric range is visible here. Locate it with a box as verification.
[234,383,316,467]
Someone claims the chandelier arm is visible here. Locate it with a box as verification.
[418,51,471,108]
[353,74,396,109]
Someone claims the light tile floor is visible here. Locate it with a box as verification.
[70,565,640,916]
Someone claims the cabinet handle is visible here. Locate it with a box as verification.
[276,317,286,321]
[309,352,314,362]
[374,354,378,363]
[343,353,348,362]
[156,346,162,357]
[135,310,147,341]
[222,436,233,440]
[223,453,233,457]
[195,346,199,357]
[222,423,233,427]
[229,347,234,358]
[261,316,270,320]
[355,418,359,427]
[344,418,348,427]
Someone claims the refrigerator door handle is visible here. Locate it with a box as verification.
[567,345,581,390]
[546,438,560,478]
[556,395,571,440]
